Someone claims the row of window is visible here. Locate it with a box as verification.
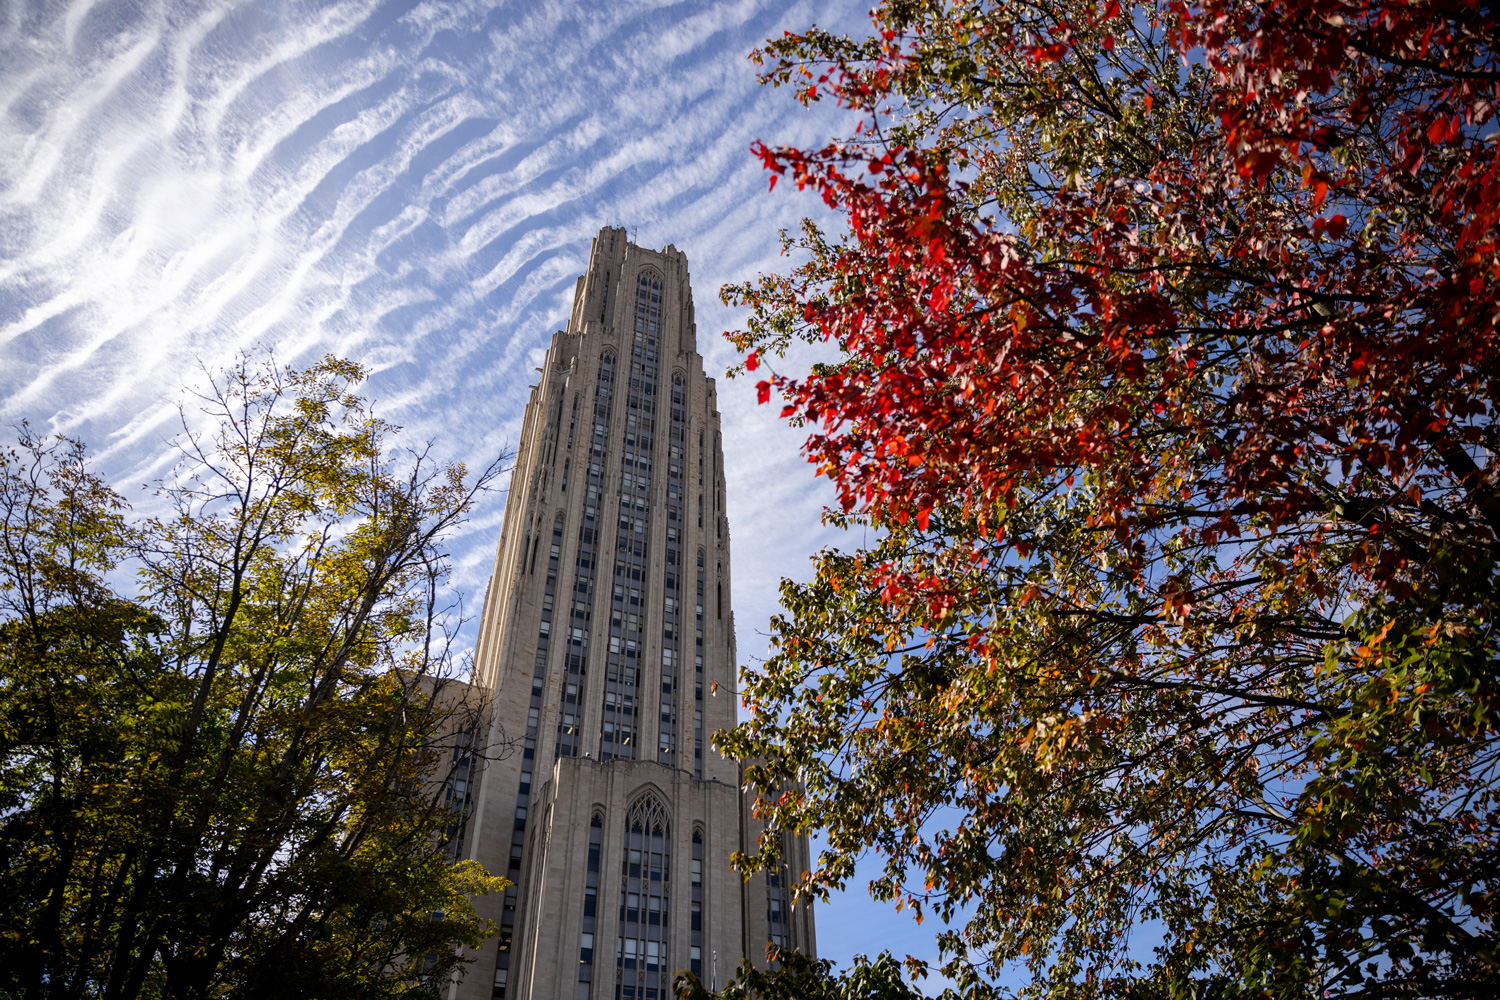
[497,510,569,998]
[659,371,685,767]
[540,268,726,771]
[556,382,608,758]
[601,272,665,762]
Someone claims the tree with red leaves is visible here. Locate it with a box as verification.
[717,1,1500,997]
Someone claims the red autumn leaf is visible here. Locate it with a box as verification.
[725,0,1500,992]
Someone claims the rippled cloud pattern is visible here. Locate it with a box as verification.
[0,0,934,979]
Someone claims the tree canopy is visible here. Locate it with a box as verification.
[0,357,507,1000]
[720,0,1500,996]
[675,949,953,1000]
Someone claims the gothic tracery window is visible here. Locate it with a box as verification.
[616,792,670,1000]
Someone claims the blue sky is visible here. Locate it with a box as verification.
[0,0,985,990]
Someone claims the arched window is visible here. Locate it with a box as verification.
[635,270,663,340]
[616,793,670,1000]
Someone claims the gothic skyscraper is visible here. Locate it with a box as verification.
[454,228,815,1000]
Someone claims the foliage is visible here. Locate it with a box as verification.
[0,357,508,1000]
[674,949,952,1000]
[720,1,1500,997]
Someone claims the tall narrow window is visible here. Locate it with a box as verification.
[557,354,615,758]
[500,511,565,994]
[694,552,705,777]
[442,727,479,863]
[578,814,603,996]
[691,827,705,974]
[656,374,686,767]
[600,271,663,761]
[765,833,791,950]
[616,793,670,1000]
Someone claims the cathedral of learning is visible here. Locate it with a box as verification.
[450,227,817,1000]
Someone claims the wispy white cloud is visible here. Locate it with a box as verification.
[0,0,943,981]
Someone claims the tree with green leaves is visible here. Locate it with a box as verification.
[0,357,508,1000]
[721,0,1500,997]
[675,949,951,1000]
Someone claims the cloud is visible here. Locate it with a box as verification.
[0,0,937,978]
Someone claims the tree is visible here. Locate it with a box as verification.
[674,949,951,1000]
[720,1,1500,996]
[0,357,508,1000]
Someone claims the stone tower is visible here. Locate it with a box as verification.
[454,228,816,1000]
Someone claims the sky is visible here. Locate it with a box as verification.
[0,0,974,990]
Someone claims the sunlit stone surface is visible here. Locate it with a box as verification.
[453,227,815,1000]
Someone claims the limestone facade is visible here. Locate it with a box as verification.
[453,228,816,1000]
